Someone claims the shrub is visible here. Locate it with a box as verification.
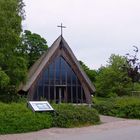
[0,103,100,134]
[0,102,53,134]
[53,104,100,128]
[93,97,140,119]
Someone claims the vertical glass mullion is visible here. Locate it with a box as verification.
[60,57,62,85]
[70,71,73,102]
[76,77,78,103]
[54,60,56,102]
[81,86,83,103]
[48,67,50,101]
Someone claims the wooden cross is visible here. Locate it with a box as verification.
[57,23,66,36]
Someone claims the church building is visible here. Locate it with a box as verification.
[19,35,95,104]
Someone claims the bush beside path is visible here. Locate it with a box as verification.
[93,96,140,119]
[0,103,100,134]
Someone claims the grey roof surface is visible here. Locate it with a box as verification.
[20,36,95,92]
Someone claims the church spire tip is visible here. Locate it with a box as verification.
[57,23,66,37]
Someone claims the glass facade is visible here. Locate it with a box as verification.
[32,56,86,103]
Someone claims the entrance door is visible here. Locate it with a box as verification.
[56,87,67,103]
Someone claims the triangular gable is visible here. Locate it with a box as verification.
[61,36,95,93]
[20,36,95,93]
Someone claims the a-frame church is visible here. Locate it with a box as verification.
[19,35,95,104]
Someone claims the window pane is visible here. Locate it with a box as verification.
[73,86,76,103]
[61,71,66,85]
[43,68,49,85]
[55,57,60,84]
[49,63,54,85]
[72,71,76,85]
[67,86,71,102]
[78,86,81,103]
[38,74,43,85]
[44,86,48,99]
[50,86,54,100]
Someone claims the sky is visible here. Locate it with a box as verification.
[23,0,140,69]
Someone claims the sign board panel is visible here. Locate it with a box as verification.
[28,101,54,112]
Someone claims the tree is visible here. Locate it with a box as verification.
[79,61,97,82]
[121,46,140,94]
[0,68,10,88]
[19,30,48,68]
[123,46,140,83]
[96,54,132,97]
[0,0,27,101]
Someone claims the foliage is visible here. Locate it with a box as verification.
[95,54,132,97]
[7,56,27,86]
[133,83,140,91]
[0,0,27,95]
[79,61,97,82]
[0,86,20,103]
[0,102,53,134]
[123,46,140,83]
[52,104,100,128]
[0,1,48,102]
[80,54,139,97]
[93,97,140,119]
[0,68,10,88]
[19,30,48,68]
[0,103,100,134]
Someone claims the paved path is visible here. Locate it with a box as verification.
[100,115,126,123]
[0,115,140,140]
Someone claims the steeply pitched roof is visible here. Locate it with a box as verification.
[19,36,95,92]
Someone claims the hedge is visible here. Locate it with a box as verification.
[52,104,100,128]
[93,97,140,119]
[0,102,100,134]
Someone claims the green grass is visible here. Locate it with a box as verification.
[0,102,100,134]
[93,96,140,119]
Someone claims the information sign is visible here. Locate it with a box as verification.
[28,101,54,112]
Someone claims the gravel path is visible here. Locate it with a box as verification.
[100,115,126,123]
[0,115,140,140]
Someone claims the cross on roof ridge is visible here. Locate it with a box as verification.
[57,23,66,36]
